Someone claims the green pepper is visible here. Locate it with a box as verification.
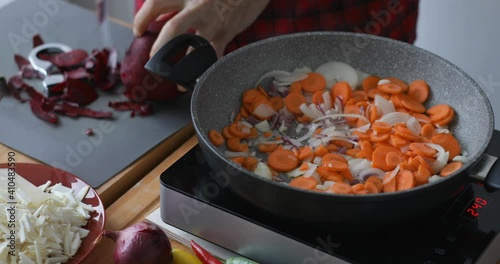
[225,257,259,264]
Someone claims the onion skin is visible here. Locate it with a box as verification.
[103,222,173,264]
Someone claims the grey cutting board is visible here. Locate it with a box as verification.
[0,0,191,187]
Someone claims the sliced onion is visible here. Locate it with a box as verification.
[356,70,370,84]
[406,117,422,135]
[287,167,305,178]
[426,143,449,173]
[435,128,451,134]
[374,95,395,116]
[295,124,304,134]
[322,92,332,110]
[313,113,370,124]
[326,79,337,90]
[323,181,335,188]
[462,150,469,157]
[241,126,251,135]
[452,155,469,163]
[325,131,347,138]
[275,72,308,83]
[240,121,253,128]
[310,139,322,148]
[356,123,371,133]
[315,61,359,89]
[378,79,390,85]
[425,143,445,158]
[283,136,302,147]
[254,162,272,180]
[255,120,270,132]
[253,104,276,119]
[300,103,318,119]
[350,159,372,177]
[322,136,358,145]
[400,144,411,153]
[309,104,324,118]
[334,96,343,114]
[428,175,443,183]
[313,156,322,165]
[279,121,288,132]
[358,168,386,181]
[315,185,329,191]
[382,165,400,185]
[322,126,337,134]
[295,124,320,143]
[348,158,364,168]
[225,151,249,158]
[260,140,284,145]
[378,112,412,126]
[292,66,313,75]
[304,164,318,177]
[255,70,291,88]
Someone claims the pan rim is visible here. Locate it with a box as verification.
[191,31,494,199]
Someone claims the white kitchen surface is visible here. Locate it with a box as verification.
[0,0,14,9]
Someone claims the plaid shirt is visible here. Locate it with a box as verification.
[136,0,419,55]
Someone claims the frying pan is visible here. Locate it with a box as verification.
[146,32,500,229]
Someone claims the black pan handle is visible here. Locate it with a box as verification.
[144,34,218,90]
[469,154,500,192]
[483,155,500,192]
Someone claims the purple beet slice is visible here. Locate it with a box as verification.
[54,102,113,119]
[33,34,44,48]
[63,78,98,106]
[51,50,89,68]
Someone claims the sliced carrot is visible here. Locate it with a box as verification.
[299,163,309,171]
[312,90,325,105]
[435,109,455,127]
[222,126,235,139]
[353,129,372,140]
[317,167,343,182]
[289,81,303,93]
[323,160,349,172]
[240,106,249,118]
[394,125,420,142]
[369,105,378,123]
[341,169,354,181]
[362,75,380,92]
[396,170,415,191]
[263,131,273,138]
[251,95,270,112]
[385,151,403,169]
[231,157,245,165]
[378,83,403,94]
[411,113,431,124]
[269,96,284,111]
[414,155,433,175]
[399,162,416,172]
[332,140,354,149]
[431,133,461,161]
[409,143,436,158]
[326,144,339,152]
[427,104,452,123]
[290,176,317,190]
[382,171,397,193]
[249,127,258,139]
[370,132,390,143]
[414,164,431,186]
[242,89,261,112]
[364,181,379,194]
[401,97,426,113]
[229,122,252,138]
[314,145,329,157]
[366,176,383,192]
[331,182,353,194]
[299,146,314,160]
[367,88,380,99]
[284,92,307,115]
[267,149,300,172]
[372,145,399,171]
[352,184,367,194]
[346,148,362,158]
[300,73,326,93]
[257,86,270,99]
[440,161,463,177]
[243,157,259,171]
[322,153,348,163]
[352,90,369,101]
[407,80,430,103]
[331,81,352,104]
[344,104,361,127]
[421,123,434,139]
[390,134,409,148]
[386,77,408,92]
[390,94,404,108]
[372,122,392,134]
[227,138,243,152]
[258,144,279,153]
[208,130,224,146]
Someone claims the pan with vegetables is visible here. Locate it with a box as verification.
[146,32,500,228]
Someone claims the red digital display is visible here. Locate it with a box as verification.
[461,197,490,220]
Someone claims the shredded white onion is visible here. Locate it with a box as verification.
[310,139,323,148]
[406,117,422,135]
[350,159,372,177]
[300,103,319,119]
[255,70,291,88]
[304,164,318,177]
[240,121,253,128]
[315,61,359,89]
[287,167,306,178]
[374,95,395,116]
[295,123,320,142]
[323,181,335,187]
[295,124,304,134]
[312,114,370,124]
[426,143,449,173]
[309,104,324,117]
[313,156,322,165]
[382,165,400,185]
[253,104,276,119]
[225,151,250,158]
[322,92,332,110]
[322,136,358,145]
[435,128,451,134]
[358,168,386,181]
[378,112,412,126]
[279,121,287,132]
[315,185,329,191]
[254,162,272,180]
[428,175,443,183]
[275,72,308,83]
[378,79,391,85]
[356,123,371,133]
[255,120,271,132]
[452,155,468,163]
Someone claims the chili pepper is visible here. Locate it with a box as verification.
[190,240,223,264]
[225,257,259,264]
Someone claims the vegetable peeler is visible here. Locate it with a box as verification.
[28,43,71,96]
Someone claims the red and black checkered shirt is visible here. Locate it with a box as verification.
[136,0,419,55]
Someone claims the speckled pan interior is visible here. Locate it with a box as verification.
[192,32,494,190]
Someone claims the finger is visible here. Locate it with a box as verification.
[133,0,180,37]
[211,34,233,58]
[149,9,200,57]
[177,85,187,92]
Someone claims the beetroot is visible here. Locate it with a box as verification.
[33,34,44,48]
[63,78,99,106]
[54,102,113,119]
[120,31,182,103]
[108,101,153,117]
[51,50,88,68]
